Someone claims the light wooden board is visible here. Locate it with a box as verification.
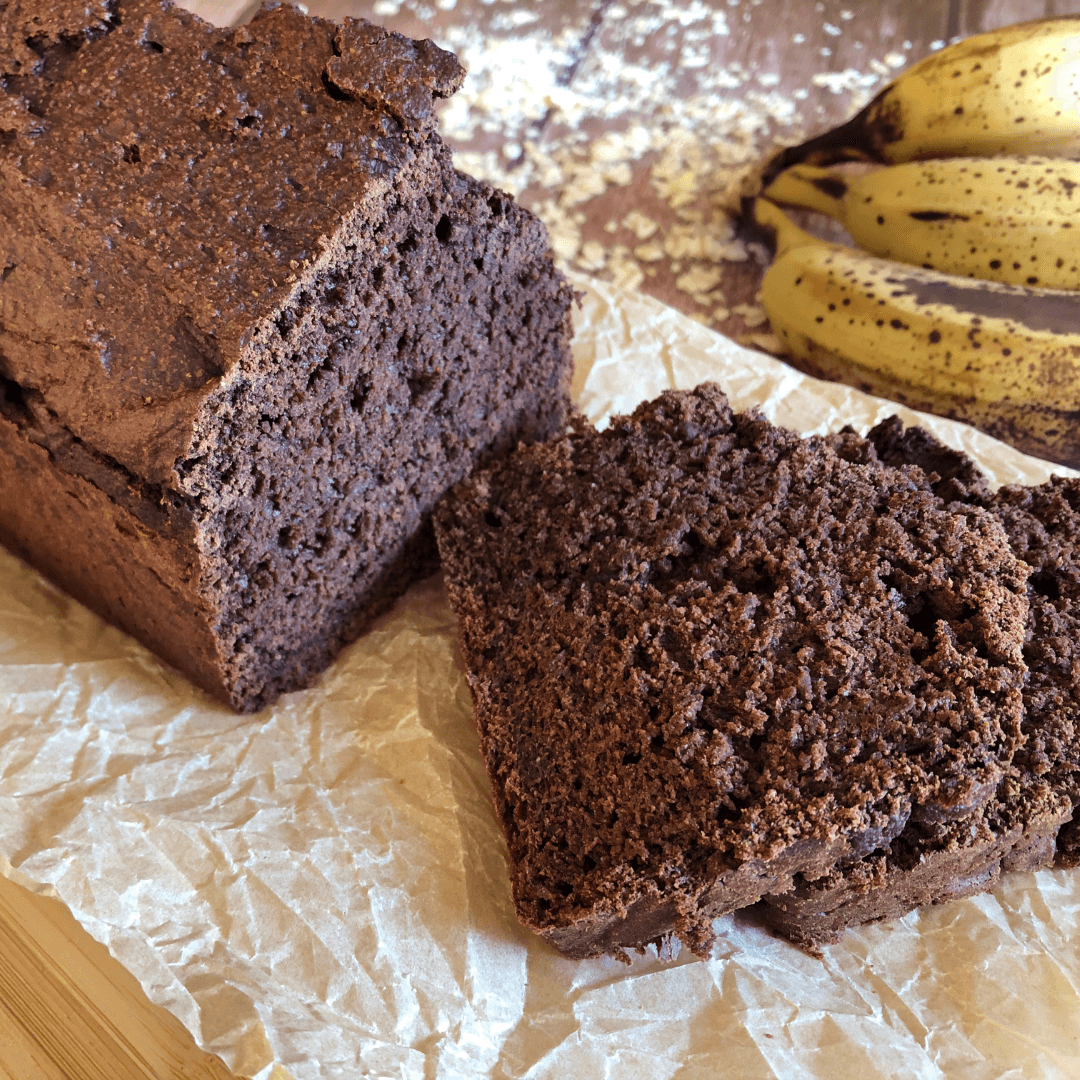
[0,872,237,1080]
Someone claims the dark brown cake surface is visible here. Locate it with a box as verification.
[763,420,1080,949]
[434,384,1029,958]
[0,0,465,478]
[987,477,1080,862]
[0,1,575,710]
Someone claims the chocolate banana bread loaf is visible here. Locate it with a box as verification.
[762,419,1080,949]
[433,385,1029,959]
[0,1,574,710]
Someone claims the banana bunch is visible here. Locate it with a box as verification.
[753,17,1080,468]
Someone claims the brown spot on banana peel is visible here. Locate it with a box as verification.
[908,211,970,222]
[884,273,1080,335]
[811,175,849,200]
[738,196,783,256]
[1037,343,1080,393]
[981,402,1080,469]
[790,337,1080,468]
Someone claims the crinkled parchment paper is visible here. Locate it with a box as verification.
[3,275,1080,1080]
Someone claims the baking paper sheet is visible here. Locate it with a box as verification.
[3,273,1080,1080]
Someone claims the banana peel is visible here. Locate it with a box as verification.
[761,16,1080,186]
[761,158,1080,292]
[751,197,1080,468]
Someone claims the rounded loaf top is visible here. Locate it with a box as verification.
[0,0,465,481]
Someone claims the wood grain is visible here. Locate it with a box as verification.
[0,872,237,1080]
[953,0,1080,37]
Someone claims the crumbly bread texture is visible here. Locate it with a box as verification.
[434,385,1030,959]
[762,418,1080,949]
[0,1,574,710]
[995,480,1080,865]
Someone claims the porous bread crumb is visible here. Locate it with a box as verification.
[434,384,1030,959]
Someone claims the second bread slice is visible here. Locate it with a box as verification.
[434,384,1030,958]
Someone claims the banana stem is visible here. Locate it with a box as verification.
[759,100,884,186]
[762,165,848,223]
[752,198,827,257]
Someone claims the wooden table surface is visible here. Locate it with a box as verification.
[4,1,1078,1076]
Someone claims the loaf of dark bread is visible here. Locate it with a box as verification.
[0,1,574,710]
[762,419,1080,949]
[433,385,1030,958]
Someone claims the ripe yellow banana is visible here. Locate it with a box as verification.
[766,17,1080,178]
[762,158,1080,290]
[752,197,1080,468]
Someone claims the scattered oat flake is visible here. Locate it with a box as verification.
[578,240,609,271]
[676,265,725,296]
[424,3,892,333]
[635,242,666,262]
[812,68,881,94]
[623,210,659,240]
[733,302,768,327]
